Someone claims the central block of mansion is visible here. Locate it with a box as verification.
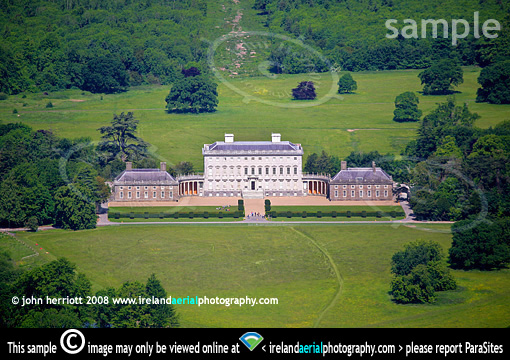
[112,133,393,202]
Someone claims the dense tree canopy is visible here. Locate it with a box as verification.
[97,112,149,162]
[256,0,509,73]
[0,0,209,94]
[165,74,218,113]
[476,60,510,104]
[390,240,456,304]
[337,73,357,94]
[449,219,510,270]
[418,59,464,95]
[292,81,316,100]
[393,91,422,122]
[0,256,178,328]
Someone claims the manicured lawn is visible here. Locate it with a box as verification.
[1,68,507,172]
[15,224,510,328]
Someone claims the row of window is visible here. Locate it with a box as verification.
[210,156,299,162]
[208,167,299,176]
[333,190,388,198]
[119,191,173,199]
[333,184,389,189]
[119,186,171,190]
[208,181,300,190]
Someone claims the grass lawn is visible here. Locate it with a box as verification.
[15,224,510,328]
[1,68,508,171]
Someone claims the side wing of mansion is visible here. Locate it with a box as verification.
[112,133,393,202]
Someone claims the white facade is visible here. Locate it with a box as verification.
[202,134,304,198]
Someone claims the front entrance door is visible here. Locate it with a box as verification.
[251,181,255,190]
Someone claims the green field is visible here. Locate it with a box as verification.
[1,67,509,171]
[14,224,510,328]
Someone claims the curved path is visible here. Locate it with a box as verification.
[289,227,343,328]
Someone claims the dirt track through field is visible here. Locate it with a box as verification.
[289,227,344,328]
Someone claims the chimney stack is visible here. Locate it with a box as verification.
[372,161,376,173]
[341,161,347,171]
[160,162,166,172]
[225,133,234,143]
[272,133,281,143]
[126,162,132,171]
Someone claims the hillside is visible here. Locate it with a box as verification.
[1,0,509,95]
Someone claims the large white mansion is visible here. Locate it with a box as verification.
[112,133,393,201]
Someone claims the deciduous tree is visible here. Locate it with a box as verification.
[418,59,463,95]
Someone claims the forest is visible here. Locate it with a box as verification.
[1,0,510,95]
[0,0,210,94]
[257,0,510,72]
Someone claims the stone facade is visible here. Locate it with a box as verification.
[329,161,393,201]
[111,135,393,202]
[202,133,306,198]
[112,162,179,202]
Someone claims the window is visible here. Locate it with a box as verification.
[119,192,123,199]
[251,168,255,175]
[136,192,140,198]
[258,168,262,175]
[128,186,132,190]
[244,168,248,175]
[384,190,388,197]
[343,185,347,189]
[280,168,283,175]
[153,192,156,198]
[375,185,380,188]
[208,168,212,176]
[266,168,269,175]
[294,168,297,175]
[273,168,276,175]
[334,185,338,189]
[359,190,363,197]
[343,190,347,197]
[351,190,355,197]
[359,185,363,189]
[128,192,132,199]
[153,186,156,190]
[351,185,355,189]
[368,190,371,197]
[144,192,148,198]
[287,167,290,175]
[144,186,148,190]
[170,191,173,198]
[136,186,140,190]
[119,186,123,190]
[334,190,338,197]
[367,185,371,189]
[384,185,388,189]
[376,190,380,197]
[161,192,165,198]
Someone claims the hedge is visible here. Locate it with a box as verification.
[269,210,404,219]
[109,209,403,220]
